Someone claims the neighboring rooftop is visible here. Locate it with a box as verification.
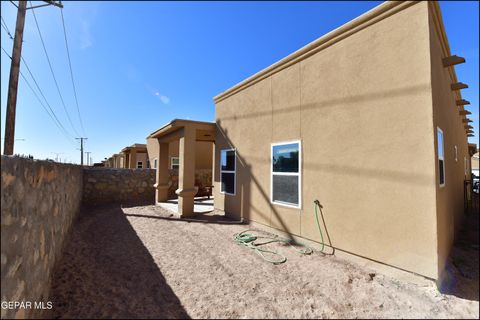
[147,119,216,139]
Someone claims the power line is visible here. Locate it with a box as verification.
[1,21,76,141]
[1,46,76,146]
[30,2,80,137]
[20,55,74,138]
[60,8,86,136]
[1,16,13,39]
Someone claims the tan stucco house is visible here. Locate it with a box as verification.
[150,1,474,283]
[147,121,214,200]
[111,153,124,168]
[121,144,149,169]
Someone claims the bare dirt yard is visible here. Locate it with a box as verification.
[48,204,479,319]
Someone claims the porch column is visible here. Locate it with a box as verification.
[155,141,170,203]
[176,126,197,217]
[130,149,137,168]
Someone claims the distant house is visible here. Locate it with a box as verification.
[148,1,475,283]
[105,156,114,168]
[121,144,149,169]
[472,151,479,177]
[111,153,124,169]
[147,122,214,198]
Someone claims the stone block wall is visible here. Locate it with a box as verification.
[82,168,155,206]
[1,156,83,319]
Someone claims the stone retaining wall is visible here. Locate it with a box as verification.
[82,168,156,206]
[1,156,83,319]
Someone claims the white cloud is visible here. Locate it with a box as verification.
[159,95,170,104]
[154,91,170,104]
[80,19,93,49]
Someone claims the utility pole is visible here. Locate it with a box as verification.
[76,137,87,165]
[3,1,63,155]
[3,1,27,155]
[85,151,91,166]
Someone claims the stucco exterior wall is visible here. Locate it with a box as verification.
[214,2,440,278]
[146,137,159,168]
[147,138,213,170]
[428,3,470,281]
[135,152,148,168]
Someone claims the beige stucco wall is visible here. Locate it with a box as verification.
[147,138,213,170]
[214,2,440,279]
[428,3,470,281]
[134,152,148,168]
[146,138,159,168]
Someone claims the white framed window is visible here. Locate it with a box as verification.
[154,158,158,169]
[454,146,458,162]
[137,161,143,169]
[437,127,445,187]
[171,157,179,170]
[271,140,301,209]
[220,149,236,195]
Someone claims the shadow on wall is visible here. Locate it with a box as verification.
[216,122,297,241]
[47,205,189,319]
[439,194,479,302]
[218,84,430,122]
[216,121,336,248]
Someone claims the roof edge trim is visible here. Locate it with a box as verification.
[213,0,418,104]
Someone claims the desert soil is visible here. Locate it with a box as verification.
[48,204,479,319]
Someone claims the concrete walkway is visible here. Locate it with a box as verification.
[157,197,214,214]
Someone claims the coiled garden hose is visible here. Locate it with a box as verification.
[233,201,327,264]
[233,229,313,264]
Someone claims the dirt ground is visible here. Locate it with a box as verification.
[48,203,479,319]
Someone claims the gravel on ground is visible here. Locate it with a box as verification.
[48,204,479,319]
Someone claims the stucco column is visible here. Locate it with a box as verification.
[176,126,197,217]
[155,142,170,203]
[129,149,137,168]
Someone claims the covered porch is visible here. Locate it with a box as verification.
[149,119,216,217]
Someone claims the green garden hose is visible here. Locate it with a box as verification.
[233,229,313,264]
[233,201,327,264]
[314,200,325,252]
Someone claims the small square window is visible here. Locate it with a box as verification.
[137,161,143,169]
[171,157,179,170]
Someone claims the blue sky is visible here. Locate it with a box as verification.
[1,1,478,164]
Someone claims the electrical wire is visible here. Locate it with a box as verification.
[1,16,13,39]
[1,18,76,141]
[1,46,76,146]
[30,2,80,137]
[60,8,86,136]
